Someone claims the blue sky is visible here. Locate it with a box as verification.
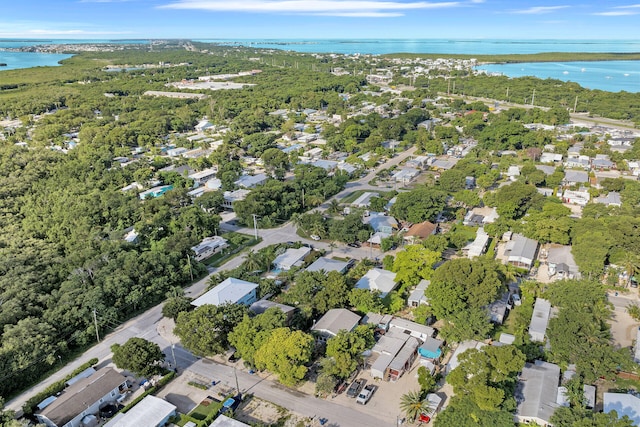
[1,0,640,39]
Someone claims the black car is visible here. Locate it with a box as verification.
[346,379,366,398]
[347,242,361,248]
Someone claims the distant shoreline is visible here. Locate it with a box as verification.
[379,52,640,64]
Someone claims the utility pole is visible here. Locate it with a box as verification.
[93,309,100,342]
[234,366,240,396]
[252,214,259,240]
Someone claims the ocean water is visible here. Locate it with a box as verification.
[0,39,147,71]
[2,38,639,92]
[477,61,640,93]
[197,38,640,55]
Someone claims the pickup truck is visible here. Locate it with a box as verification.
[356,384,377,405]
[346,379,365,398]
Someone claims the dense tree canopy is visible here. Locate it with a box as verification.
[111,338,165,377]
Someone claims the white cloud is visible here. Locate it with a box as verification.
[159,0,462,17]
[593,10,638,16]
[614,3,640,8]
[509,5,568,14]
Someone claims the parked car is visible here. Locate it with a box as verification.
[310,235,321,241]
[356,384,377,405]
[334,381,348,395]
[346,379,365,398]
[347,242,361,248]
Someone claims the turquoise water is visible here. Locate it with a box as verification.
[0,50,72,71]
[197,38,640,55]
[2,38,639,92]
[0,39,147,71]
[478,61,640,93]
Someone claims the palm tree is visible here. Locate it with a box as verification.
[399,390,431,422]
[621,251,640,287]
[243,250,264,273]
[329,241,337,254]
[328,199,341,215]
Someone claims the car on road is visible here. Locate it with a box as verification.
[356,384,377,404]
[346,379,365,398]
[310,235,321,241]
[347,242,361,248]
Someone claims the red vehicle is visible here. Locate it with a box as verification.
[419,393,443,423]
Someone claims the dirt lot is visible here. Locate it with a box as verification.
[235,397,311,427]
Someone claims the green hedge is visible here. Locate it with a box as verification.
[23,358,99,415]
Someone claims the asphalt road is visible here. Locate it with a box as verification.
[189,360,393,427]
[5,148,418,415]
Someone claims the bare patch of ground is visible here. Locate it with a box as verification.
[235,396,310,427]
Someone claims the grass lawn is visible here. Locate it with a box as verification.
[340,189,367,204]
[190,400,222,421]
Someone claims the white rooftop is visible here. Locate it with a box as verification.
[208,414,251,427]
[103,395,175,427]
[191,277,259,307]
[356,268,398,298]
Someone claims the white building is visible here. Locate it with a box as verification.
[529,298,551,342]
[103,395,176,427]
[356,268,398,298]
[191,277,259,307]
[191,236,229,261]
[272,247,311,271]
[515,361,561,426]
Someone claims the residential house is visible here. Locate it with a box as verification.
[195,119,214,132]
[539,152,563,164]
[188,168,217,186]
[209,415,251,427]
[191,236,229,262]
[388,317,435,342]
[272,247,311,271]
[594,191,622,207]
[392,168,420,183]
[166,147,188,157]
[102,395,176,427]
[546,245,581,280]
[431,158,458,171]
[562,188,590,206]
[403,221,437,244]
[191,277,259,307]
[447,340,486,374]
[504,233,539,269]
[592,154,615,170]
[364,214,398,234]
[305,257,350,274]
[507,165,521,181]
[464,228,490,259]
[309,159,338,171]
[535,165,556,176]
[463,211,485,227]
[311,308,361,341]
[356,268,398,298]
[529,298,552,342]
[235,173,268,189]
[406,155,430,169]
[583,385,596,410]
[486,293,511,325]
[604,393,640,426]
[35,368,128,427]
[352,192,380,208]
[564,155,590,170]
[386,336,420,381]
[249,300,297,325]
[408,280,430,307]
[563,170,589,187]
[515,360,561,426]
[222,189,250,210]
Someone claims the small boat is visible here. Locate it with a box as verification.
[581,68,586,72]
[624,73,630,77]
[563,71,569,75]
